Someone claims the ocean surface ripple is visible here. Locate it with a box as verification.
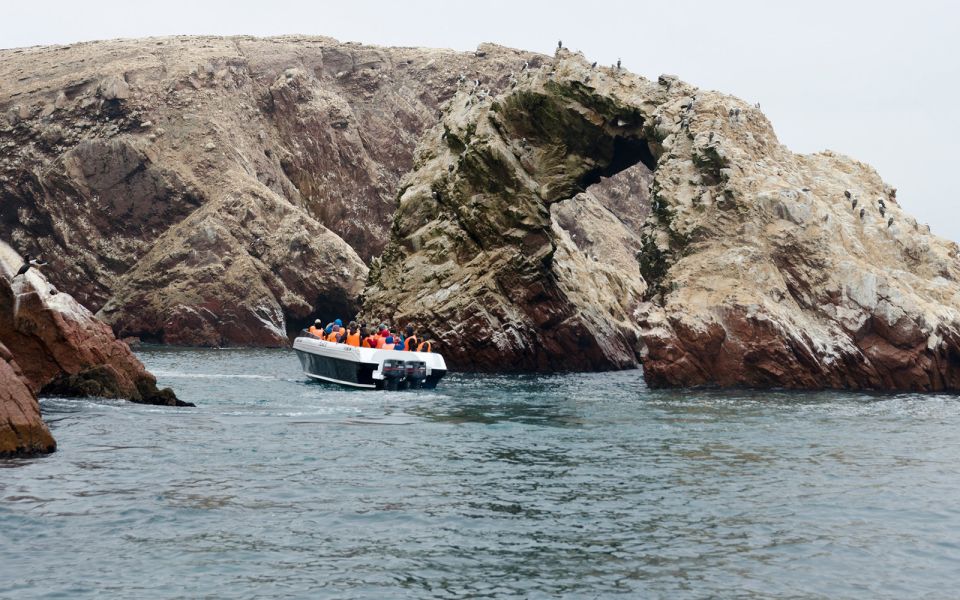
[3,347,960,599]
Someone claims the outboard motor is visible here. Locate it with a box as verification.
[405,361,428,389]
[381,359,406,391]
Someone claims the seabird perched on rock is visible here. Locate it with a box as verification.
[879,206,886,217]
[591,61,597,68]
[844,190,852,199]
[521,60,529,71]
[474,79,480,88]
[558,40,563,49]
[431,190,439,201]
[878,197,886,208]
[616,58,621,70]
[447,164,455,172]
[888,217,894,227]
[851,198,858,210]
[859,208,866,219]
[14,254,46,278]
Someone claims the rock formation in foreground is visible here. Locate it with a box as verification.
[1,36,537,346]
[1,242,190,456]
[364,51,960,390]
[0,340,55,457]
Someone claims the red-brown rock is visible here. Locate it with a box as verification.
[0,341,55,457]
[1,242,189,413]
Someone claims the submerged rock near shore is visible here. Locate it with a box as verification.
[0,242,189,456]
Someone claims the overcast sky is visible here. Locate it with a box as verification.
[5,0,959,240]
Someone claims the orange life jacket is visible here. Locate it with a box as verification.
[362,336,376,348]
[417,341,432,353]
[326,329,341,342]
[375,336,387,349]
[345,330,361,347]
[307,326,321,337]
[404,336,419,351]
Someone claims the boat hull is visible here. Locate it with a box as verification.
[293,336,447,390]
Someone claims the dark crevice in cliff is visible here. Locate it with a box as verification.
[579,135,657,191]
[285,292,360,340]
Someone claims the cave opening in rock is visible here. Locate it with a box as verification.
[579,135,657,190]
[286,293,359,340]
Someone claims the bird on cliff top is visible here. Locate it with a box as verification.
[521,60,529,71]
[859,208,866,219]
[851,198,858,210]
[844,190,852,199]
[878,197,886,208]
[616,58,622,70]
[879,206,886,217]
[591,61,597,68]
[888,217,894,227]
[558,40,563,49]
[14,254,46,278]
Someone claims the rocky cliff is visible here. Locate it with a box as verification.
[1,36,538,346]
[364,51,960,390]
[4,37,960,391]
[1,241,189,457]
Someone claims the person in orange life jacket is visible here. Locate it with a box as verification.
[344,322,361,347]
[360,326,376,348]
[375,326,390,349]
[326,323,345,342]
[307,319,323,337]
[417,340,433,352]
[403,324,419,351]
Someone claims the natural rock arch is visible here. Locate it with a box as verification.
[363,64,663,371]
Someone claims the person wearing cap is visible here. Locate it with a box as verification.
[307,319,323,337]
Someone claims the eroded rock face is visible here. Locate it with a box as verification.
[363,56,656,371]
[633,79,960,391]
[0,242,189,410]
[365,51,960,390]
[0,36,537,345]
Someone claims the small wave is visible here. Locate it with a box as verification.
[150,371,278,380]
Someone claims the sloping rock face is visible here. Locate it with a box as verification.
[364,51,960,389]
[0,36,538,345]
[636,87,960,391]
[0,242,188,411]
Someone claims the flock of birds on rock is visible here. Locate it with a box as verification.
[454,40,624,108]
[845,189,894,227]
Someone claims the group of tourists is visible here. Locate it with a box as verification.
[306,319,434,353]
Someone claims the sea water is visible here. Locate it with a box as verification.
[2,347,960,598]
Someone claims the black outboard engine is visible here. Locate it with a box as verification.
[381,359,406,391]
[405,361,428,389]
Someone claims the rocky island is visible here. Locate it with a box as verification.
[3,35,959,396]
